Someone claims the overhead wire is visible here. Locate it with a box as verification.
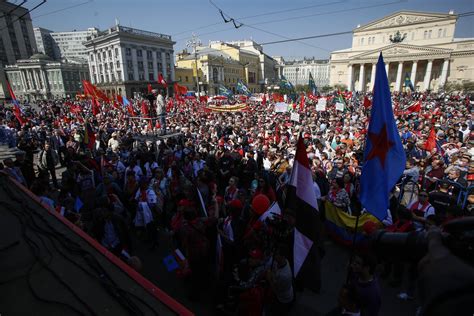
[0,0,27,19]
[171,0,344,37]
[0,0,46,32]
[31,0,93,19]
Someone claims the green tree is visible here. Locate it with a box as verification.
[444,81,463,93]
[462,81,474,93]
[320,85,333,93]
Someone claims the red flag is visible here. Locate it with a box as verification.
[112,100,120,109]
[84,122,96,150]
[166,98,174,112]
[91,98,100,116]
[158,73,168,88]
[199,95,208,103]
[127,102,136,116]
[406,100,421,114]
[141,100,149,117]
[116,95,124,105]
[299,95,305,111]
[6,80,25,125]
[363,96,372,108]
[147,83,153,94]
[262,94,266,106]
[423,127,436,152]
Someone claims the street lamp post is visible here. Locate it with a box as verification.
[186,33,201,96]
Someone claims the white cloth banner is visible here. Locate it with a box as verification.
[316,98,327,111]
[275,102,289,113]
[290,112,300,122]
[336,102,345,111]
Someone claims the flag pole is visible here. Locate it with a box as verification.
[345,212,360,284]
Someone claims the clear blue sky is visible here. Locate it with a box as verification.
[29,0,474,59]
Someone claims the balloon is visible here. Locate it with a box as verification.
[251,194,270,215]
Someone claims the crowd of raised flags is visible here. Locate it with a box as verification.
[1,53,473,315]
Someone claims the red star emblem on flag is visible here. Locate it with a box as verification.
[366,123,394,169]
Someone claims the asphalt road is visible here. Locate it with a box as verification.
[0,143,418,315]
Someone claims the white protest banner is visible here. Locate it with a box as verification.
[290,112,300,122]
[335,102,345,112]
[316,98,327,111]
[275,102,288,113]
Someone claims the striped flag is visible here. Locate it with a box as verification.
[286,135,321,291]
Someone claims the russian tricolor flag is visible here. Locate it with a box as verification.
[6,80,24,125]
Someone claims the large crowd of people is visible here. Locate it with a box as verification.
[0,89,473,315]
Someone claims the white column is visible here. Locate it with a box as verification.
[358,64,365,92]
[410,61,418,90]
[395,61,403,92]
[439,59,449,90]
[423,60,433,91]
[347,64,353,91]
[20,71,27,91]
[369,63,376,91]
[161,52,167,77]
[40,70,48,93]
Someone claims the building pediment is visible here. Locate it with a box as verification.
[350,43,452,62]
[355,11,456,32]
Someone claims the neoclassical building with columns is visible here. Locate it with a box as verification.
[329,11,474,92]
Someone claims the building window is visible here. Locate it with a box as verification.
[185,76,188,82]
[104,63,108,71]
[111,74,115,82]
[438,28,442,38]
[428,30,432,38]
[99,64,103,73]
[127,60,133,69]
[424,30,427,39]
[98,53,101,61]
[139,73,145,80]
[147,50,152,59]
[105,74,109,82]
[149,73,154,80]
[90,54,94,61]
[361,38,364,45]
[443,28,447,37]
[116,71,121,80]
[108,50,112,58]
[115,47,119,57]
[158,62,163,70]
[92,65,96,73]
[128,73,134,81]
[138,61,144,70]
[110,62,113,71]
[148,61,153,69]
[137,49,142,57]
[100,75,104,82]
[102,52,106,59]
[116,61,120,68]
[126,48,131,56]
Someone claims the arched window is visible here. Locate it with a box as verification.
[424,30,428,39]
[361,38,364,45]
[438,28,442,38]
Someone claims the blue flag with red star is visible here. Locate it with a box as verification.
[359,53,406,221]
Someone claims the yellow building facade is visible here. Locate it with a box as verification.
[175,41,261,95]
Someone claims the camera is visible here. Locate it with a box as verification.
[371,217,474,264]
